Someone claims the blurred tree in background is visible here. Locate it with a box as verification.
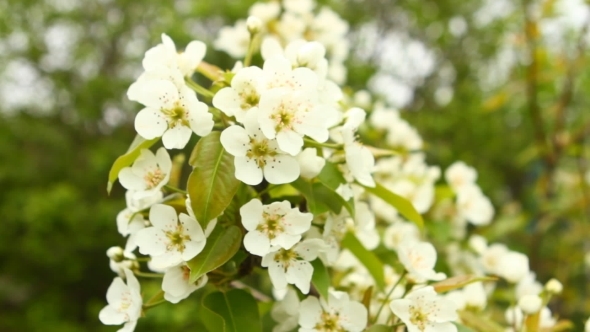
[0,0,588,330]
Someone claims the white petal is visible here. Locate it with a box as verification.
[283,210,313,235]
[268,260,288,289]
[118,168,145,191]
[181,40,207,75]
[339,301,368,331]
[182,239,206,261]
[149,204,178,230]
[162,125,192,149]
[155,147,172,172]
[134,108,167,139]
[213,87,241,117]
[220,126,250,156]
[135,227,167,256]
[188,101,214,136]
[135,79,179,109]
[99,305,127,325]
[261,37,283,60]
[298,296,322,328]
[106,277,128,305]
[234,156,264,185]
[276,130,303,156]
[244,230,272,256]
[240,199,264,230]
[263,154,300,184]
[285,261,313,294]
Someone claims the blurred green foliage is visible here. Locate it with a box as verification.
[1,0,589,330]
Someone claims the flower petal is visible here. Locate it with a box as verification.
[263,154,300,184]
[134,108,167,140]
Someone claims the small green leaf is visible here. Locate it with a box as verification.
[107,135,159,194]
[432,275,498,293]
[341,232,385,290]
[317,162,355,215]
[200,301,226,332]
[291,179,354,216]
[290,179,329,215]
[310,259,330,299]
[203,289,262,332]
[187,131,240,229]
[188,225,242,283]
[363,183,424,228]
[366,324,391,332]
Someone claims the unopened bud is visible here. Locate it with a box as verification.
[517,294,542,314]
[107,246,124,261]
[247,16,263,35]
[545,278,563,294]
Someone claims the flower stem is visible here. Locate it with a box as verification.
[185,78,214,98]
[256,184,276,198]
[164,185,187,195]
[303,138,343,150]
[134,271,164,279]
[372,271,406,324]
[143,290,166,310]
[244,34,257,67]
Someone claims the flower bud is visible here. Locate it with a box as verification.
[517,294,542,314]
[545,278,563,294]
[468,234,487,254]
[296,41,325,68]
[247,16,263,35]
[107,246,124,261]
[297,148,325,179]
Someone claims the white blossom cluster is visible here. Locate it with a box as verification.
[98,1,581,331]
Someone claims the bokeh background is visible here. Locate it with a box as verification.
[1,0,589,330]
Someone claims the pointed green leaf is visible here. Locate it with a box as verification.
[341,232,385,290]
[310,259,329,299]
[432,275,497,293]
[187,131,240,229]
[291,178,353,216]
[188,225,242,283]
[317,162,355,215]
[290,179,329,215]
[107,135,159,193]
[203,289,262,332]
[200,301,226,332]
[363,183,423,228]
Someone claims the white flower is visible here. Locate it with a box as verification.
[480,243,509,274]
[214,20,250,58]
[397,241,446,283]
[340,108,375,187]
[249,2,281,22]
[124,189,163,213]
[383,221,421,251]
[299,290,367,332]
[261,239,325,293]
[518,294,542,314]
[349,202,379,250]
[108,247,138,276]
[136,204,206,270]
[296,148,325,179]
[496,251,529,283]
[445,161,477,191]
[220,110,300,185]
[545,278,563,294]
[390,286,458,332]
[271,287,300,332]
[462,282,487,310]
[130,77,213,149]
[99,268,142,332]
[162,264,208,303]
[455,184,494,226]
[119,148,171,194]
[212,66,264,122]
[515,272,542,299]
[142,33,206,77]
[240,198,312,256]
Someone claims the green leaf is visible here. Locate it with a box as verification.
[341,232,385,290]
[203,289,262,332]
[366,325,391,332]
[454,323,477,332]
[200,301,226,332]
[432,275,498,293]
[187,131,240,229]
[106,135,159,194]
[317,162,355,215]
[291,179,353,216]
[310,259,330,299]
[363,183,424,228]
[187,225,242,283]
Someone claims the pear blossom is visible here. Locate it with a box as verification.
[298,290,367,332]
[515,272,543,299]
[107,247,138,276]
[240,198,312,256]
[462,282,487,310]
[116,206,147,253]
[296,148,325,179]
[124,189,163,213]
[271,287,300,332]
[340,108,376,187]
[99,268,142,332]
[162,264,208,303]
[248,2,281,22]
[390,286,458,332]
[496,251,529,283]
[142,33,206,77]
[348,202,379,250]
[545,278,563,294]
[397,241,446,283]
[383,221,421,251]
[455,184,494,226]
[213,66,264,122]
[135,204,206,270]
[261,238,325,293]
[480,243,509,274]
[518,294,542,314]
[445,161,477,191]
[214,20,250,58]
[119,148,171,194]
[220,110,300,185]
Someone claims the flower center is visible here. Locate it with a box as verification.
[165,224,191,253]
[409,305,429,331]
[273,248,298,271]
[144,167,166,189]
[246,138,278,168]
[272,105,295,132]
[257,212,285,239]
[315,312,344,332]
[239,88,260,110]
[162,102,189,128]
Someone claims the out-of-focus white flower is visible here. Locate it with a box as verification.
[456,184,494,226]
[299,290,367,332]
[585,317,590,332]
[383,221,421,251]
[283,0,315,14]
[397,241,446,283]
[249,2,281,22]
[463,282,487,310]
[390,286,458,332]
[119,148,171,194]
[349,202,379,250]
[99,268,142,332]
[545,278,563,294]
[445,161,477,191]
[481,243,509,274]
[124,190,163,213]
[162,264,207,303]
[135,204,206,270]
[142,33,206,77]
[261,238,325,294]
[518,294,542,314]
[246,16,263,34]
[497,251,529,283]
[515,272,542,299]
[271,287,300,332]
[240,198,312,256]
[369,105,422,151]
[505,306,524,330]
[340,108,375,187]
[215,20,250,58]
[221,110,300,185]
[468,234,488,254]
